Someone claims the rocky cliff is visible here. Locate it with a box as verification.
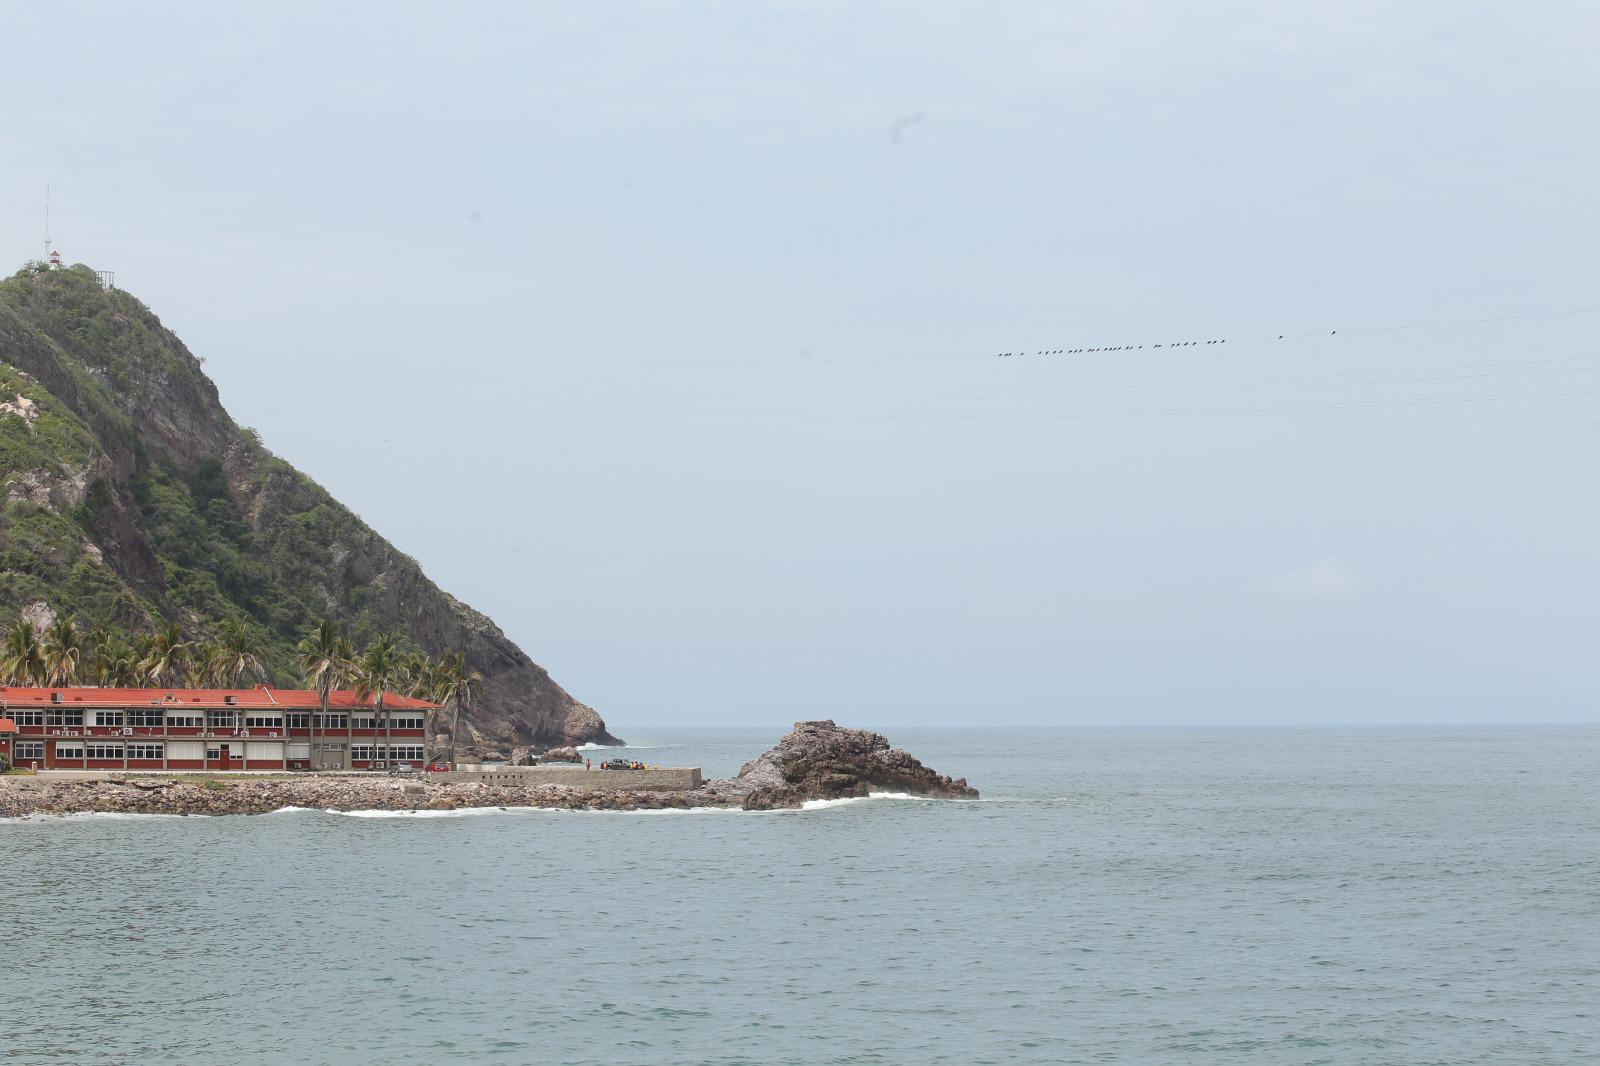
[0,262,617,749]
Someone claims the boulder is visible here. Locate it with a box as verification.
[509,746,534,767]
[696,720,978,810]
[539,746,582,764]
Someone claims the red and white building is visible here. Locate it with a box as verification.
[0,687,439,772]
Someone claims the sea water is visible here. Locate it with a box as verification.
[3,726,1598,1065]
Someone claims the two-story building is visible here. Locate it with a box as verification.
[0,686,440,772]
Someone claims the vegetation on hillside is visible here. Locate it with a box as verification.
[0,264,469,686]
[0,260,609,749]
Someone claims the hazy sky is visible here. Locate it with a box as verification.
[3,3,1599,729]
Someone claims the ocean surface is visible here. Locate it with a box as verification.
[4,725,1599,1065]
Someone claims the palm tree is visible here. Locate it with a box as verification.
[400,650,431,699]
[92,631,141,688]
[132,634,157,688]
[431,650,482,769]
[334,637,355,757]
[40,616,84,686]
[1,619,45,686]
[140,623,190,688]
[215,619,266,688]
[296,619,345,770]
[189,642,222,687]
[353,634,401,768]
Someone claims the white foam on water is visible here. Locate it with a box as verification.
[320,806,545,819]
[799,792,919,811]
[799,796,867,810]
[594,806,752,816]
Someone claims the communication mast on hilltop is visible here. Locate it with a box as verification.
[41,185,114,289]
[44,184,61,270]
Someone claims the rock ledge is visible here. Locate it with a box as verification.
[694,720,978,810]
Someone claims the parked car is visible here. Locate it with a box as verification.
[388,763,418,776]
[601,758,634,770]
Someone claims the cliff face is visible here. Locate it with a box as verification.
[0,262,617,749]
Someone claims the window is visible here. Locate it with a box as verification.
[315,714,348,730]
[387,715,424,731]
[205,747,222,761]
[92,711,124,727]
[165,714,203,728]
[127,709,164,727]
[208,712,238,728]
[244,715,283,729]
[352,715,378,730]
[16,741,44,759]
[9,709,43,727]
[85,742,124,759]
[126,743,163,760]
[285,713,311,729]
[46,709,84,727]
[352,744,424,761]
[166,741,204,760]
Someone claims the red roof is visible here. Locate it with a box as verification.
[0,686,439,710]
[0,718,15,733]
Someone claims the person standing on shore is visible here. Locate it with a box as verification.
[585,757,592,770]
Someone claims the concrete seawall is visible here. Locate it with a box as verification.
[433,767,703,791]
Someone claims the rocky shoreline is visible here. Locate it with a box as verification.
[0,721,977,818]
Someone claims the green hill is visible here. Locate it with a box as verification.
[0,261,616,750]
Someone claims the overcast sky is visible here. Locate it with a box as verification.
[3,3,1599,729]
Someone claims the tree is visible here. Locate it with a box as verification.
[400,650,432,699]
[430,650,482,769]
[140,623,190,688]
[296,619,348,770]
[132,634,157,688]
[40,617,84,687]
[1,619,45,686]
[215,619,266,688]
[91,631,141,688]
[353,634,401,767]
[189,642,222,687]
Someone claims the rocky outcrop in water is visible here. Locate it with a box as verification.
[694,720,978,810]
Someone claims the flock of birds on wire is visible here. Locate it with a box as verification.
[997,340,1231,357]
